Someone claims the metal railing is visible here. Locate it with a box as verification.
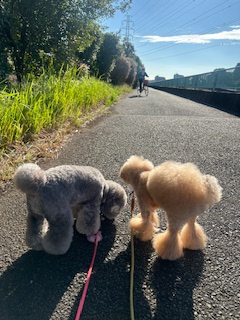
[150,66,240,92]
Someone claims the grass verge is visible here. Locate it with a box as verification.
[0,70,132,192]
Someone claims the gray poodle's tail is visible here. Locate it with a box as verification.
[203,174,222,206]
[14,163,47,194]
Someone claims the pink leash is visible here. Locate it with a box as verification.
[75,232,102,320]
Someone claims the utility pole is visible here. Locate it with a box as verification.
[121,15,134,42]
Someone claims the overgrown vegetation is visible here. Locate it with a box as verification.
[0,0,144,190]
[0,1,145,87]
[0,67,127,149]
[0,67,131,190]
[0,0,143,83]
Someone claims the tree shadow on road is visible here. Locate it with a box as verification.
[149,249,204,320]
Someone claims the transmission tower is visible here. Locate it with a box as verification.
[121,15,134,42]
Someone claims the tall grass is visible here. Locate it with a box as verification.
[0,67,127,150]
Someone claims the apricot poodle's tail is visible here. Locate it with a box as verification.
[203,174,222,206]
[14,163,46,194]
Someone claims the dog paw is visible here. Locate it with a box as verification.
[180,222,207,250]
[129,215,156,241]
[152,231,184,260]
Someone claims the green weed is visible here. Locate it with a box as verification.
[0,68,130,150]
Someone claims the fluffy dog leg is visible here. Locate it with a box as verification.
[42,206,74,255]
[26,213,47,251]
[152,230,183,261]
[25,196,48,251]
[180,219,207,250]
[129,211,159,241]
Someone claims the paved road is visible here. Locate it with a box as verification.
[0,88,239,320]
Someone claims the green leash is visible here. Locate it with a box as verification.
[130,193,135,320]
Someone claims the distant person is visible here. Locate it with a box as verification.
[138,68,149,92]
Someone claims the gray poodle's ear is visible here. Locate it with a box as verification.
[101,180,127,219]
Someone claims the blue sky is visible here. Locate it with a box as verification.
[102,0,240,80]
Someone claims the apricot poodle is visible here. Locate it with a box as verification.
[120,155,222,260]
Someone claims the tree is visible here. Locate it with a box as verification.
[76,28,103,75]
[0,4,11,80]
[95,32,122,80]
[123,40,135,58]
[0,0,132,81]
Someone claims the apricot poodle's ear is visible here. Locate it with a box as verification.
[120,155,154,178]
[120,155,154,184]
[126,155,154,169]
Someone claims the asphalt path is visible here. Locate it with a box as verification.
[0,88,239,320]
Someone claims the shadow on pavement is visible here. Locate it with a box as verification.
[0,218,205,320]
[150,250,204,320]
[129,95,147,99]
[72,235,204,320]
[0,219,118,320]
[71,236,153,320]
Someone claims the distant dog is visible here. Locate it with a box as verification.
[120,156,222,260]
[14,163,127,255]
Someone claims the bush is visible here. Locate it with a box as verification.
[110,55,130,85]
[125,58,137,86]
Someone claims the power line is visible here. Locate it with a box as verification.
[133,0,178,26]
[134,0,206,49]
[132,0,164,25]
[164,0,240,36]
[139,16,240,57]
[135,1,240,55]
[143,43,220,61]
[144,0,208,35]
[135,0,193,34]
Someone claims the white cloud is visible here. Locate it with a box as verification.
[139,28,240,44]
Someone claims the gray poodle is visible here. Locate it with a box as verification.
[14,163,127,255]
